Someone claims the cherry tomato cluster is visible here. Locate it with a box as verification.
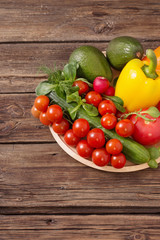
[31,76,137,169]
[31,95,70,134]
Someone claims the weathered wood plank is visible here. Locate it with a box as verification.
[0,215,160,240]
[0,0,160,42]
[0,41,159,93]
[0,93,54,142]
[0,143,160,210]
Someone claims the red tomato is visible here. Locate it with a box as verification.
[106,139,123,155]
[116,109,128,119]
[31,105,41,119]
[87,128,105,148]
[98,100,116,116]
[52,118,69,135]
[34,95,49,112]
[85,91,102,107]
[101,114,117,130]
[92,148,110,167]
[64,129,80,146]
[157,101,160,111]
[76,140,93,158]
[111,153,126,169]
[104,86,115,96]
[115,119,134,137]
[47,105,63,123]
[39,112,51,126]
[130,113,160,145]
[72,118,90,138]
[73,80,89,95]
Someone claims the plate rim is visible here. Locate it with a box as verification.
[49,126,160,173]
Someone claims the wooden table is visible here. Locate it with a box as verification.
[1,1,160,239]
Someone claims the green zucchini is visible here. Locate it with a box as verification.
[48,91,150,164]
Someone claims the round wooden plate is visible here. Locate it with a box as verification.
[50,126,160,173]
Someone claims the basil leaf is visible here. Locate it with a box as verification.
[67,107,77,120]
[148,159,158,169]
[75,78,93,88]
[82,103,99,117]
[114,102,126,113]
[106,95,124,106]
[36,81,55,96]
[66,91,80,103]
[55,85,66,100]
[64,86,79,96]
[142,106,160,118]
[63,62,77,81]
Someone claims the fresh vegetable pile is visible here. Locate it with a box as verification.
[31,36,160,170]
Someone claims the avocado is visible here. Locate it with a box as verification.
[106,36,144,71]
[69,45,112,82]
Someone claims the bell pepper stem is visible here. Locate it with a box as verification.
[142,49,158,79]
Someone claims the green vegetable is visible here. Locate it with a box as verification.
[103,95,126,113]
[120,106,160,121]
[106,36,144,71]
[48,91,151,164]
[148,159,158,169]
[69,45,112,82]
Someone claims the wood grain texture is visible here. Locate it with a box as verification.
[0,93,54,142]
[0,143,160,210]
[0,41,159,93]
[0,0,160,42]
[0,215,160,240]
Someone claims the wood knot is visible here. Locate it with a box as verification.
[7,104,25,118]
[93,21,113,34]
[46,219,56,225]
[128,233,149,240]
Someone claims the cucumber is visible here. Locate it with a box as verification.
[49,91,150,164]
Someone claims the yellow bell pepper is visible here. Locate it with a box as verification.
[115,49,160,112]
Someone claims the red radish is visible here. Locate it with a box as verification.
[104,86,115,96]
[93,77,109,94]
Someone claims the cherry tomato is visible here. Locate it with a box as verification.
[85,91,102,107]
[106,139,123,155]
[47,105,63,123]
[34,95,49,112]
[104,86,115,96]
[111,153,126,169]
[31,105,41,119]
[98,100,116,116]
[73,80,89,95]
[116,119,134,137]
[76,140,93,158]
[64,129,80,146]
[116,109,128,119]
[87,128,105,148]
[101,114,117,130]
[92,148,110,167]
[39,112,51,126]
[130,112,160,145]
[52,118,69,135]
[72,118,90,138]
